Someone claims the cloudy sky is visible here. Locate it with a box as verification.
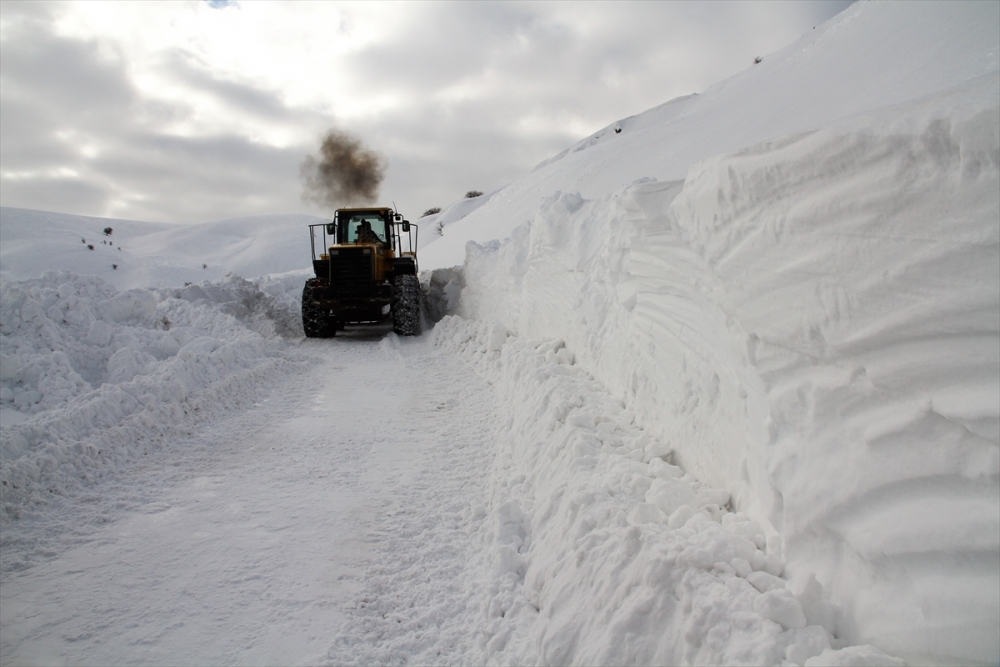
[0,0,853,224]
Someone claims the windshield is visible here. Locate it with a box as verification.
[342,212,387,244]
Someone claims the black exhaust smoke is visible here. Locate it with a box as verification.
[300,130,386,209]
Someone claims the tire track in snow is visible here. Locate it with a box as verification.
[317,334,500,666]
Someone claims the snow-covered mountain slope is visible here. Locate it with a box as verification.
[418,2,1000,665]
[415,185,505,244]
[420,0,1000,269]
[0,208,323,291]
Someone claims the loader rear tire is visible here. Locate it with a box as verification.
[302,279,334,338]
[392,274,421,336]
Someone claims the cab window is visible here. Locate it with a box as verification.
[343,213,388,244]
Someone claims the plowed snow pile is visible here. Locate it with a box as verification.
[0,271,307,525]
[421,2,1000,665]
[427,318,868,666]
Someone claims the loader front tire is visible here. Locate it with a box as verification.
[302,279,334,338]
[392,274,421,336]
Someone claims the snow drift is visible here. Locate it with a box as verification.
[458,84,999,663]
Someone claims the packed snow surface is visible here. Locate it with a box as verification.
[0,293,900,666]
[2,1,998,665]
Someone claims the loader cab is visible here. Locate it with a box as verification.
[320,208,418,260]
[309,207,419,284]
[328,211,390,246]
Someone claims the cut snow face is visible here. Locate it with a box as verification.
[419,317,903,666]
[409,3,999,664]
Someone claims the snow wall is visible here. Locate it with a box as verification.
[457,77,1000,664]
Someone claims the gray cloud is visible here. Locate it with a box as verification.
[333,1,857,214]
[83,135,308,223]
[161,50,296,123]
[0,6,131,113]
[2,175,110,216]
[0,1,854,224]
[0,2,323,222]
[0,97,80,169]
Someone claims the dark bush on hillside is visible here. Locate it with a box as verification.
[422,207,441,217]
[103,227,113,236]
[464,190,483,198]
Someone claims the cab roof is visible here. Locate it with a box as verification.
[335,207,392,215]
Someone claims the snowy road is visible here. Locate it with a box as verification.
[0,329,498,666]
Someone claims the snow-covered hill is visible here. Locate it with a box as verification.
[0,208,323,291]
[420,1,1000,268]
[1,1,997,665]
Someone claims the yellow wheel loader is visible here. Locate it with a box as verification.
[302,208,421,337]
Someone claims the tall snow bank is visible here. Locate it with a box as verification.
[672,83,1000,665]
[432,317,904,666]
[458,76,999,664]
[0,271,309,529]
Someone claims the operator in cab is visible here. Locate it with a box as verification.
[356,220,383,245]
